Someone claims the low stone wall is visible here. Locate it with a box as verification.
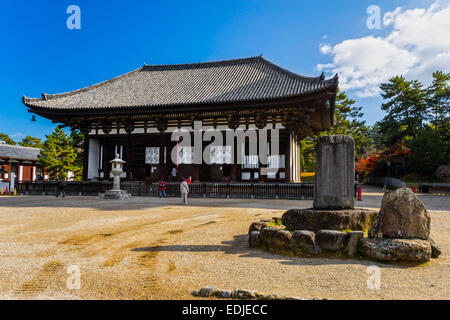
[249,219,364,258]
[248,217,439,264]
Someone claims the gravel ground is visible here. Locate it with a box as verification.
[0,186,448,300]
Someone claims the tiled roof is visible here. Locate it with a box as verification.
[23,56,338,111]
[0,143,40,161]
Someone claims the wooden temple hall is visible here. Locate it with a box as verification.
[23,56,338,183]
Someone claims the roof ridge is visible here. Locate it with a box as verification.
[142,56,262,71]
[0,144,41,150]
[23,67,143,102]
[258,56,325,83]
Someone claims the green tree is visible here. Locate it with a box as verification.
[376,76,427,145]
[18,136,43,148]
[426,71,450,161]
[0,133,16,145]
[38,127,81,180]
[409,127,447,175]
[427,71,450,129]
[69,129,84,179]
[300,138,316,172]
[322,90,373,158]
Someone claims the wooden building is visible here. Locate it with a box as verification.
[23,56,338,182]
[0,142,47,185]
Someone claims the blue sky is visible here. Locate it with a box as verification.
[1,0,447,141]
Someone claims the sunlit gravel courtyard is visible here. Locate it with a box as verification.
[0,186,448,300]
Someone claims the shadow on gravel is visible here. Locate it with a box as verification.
[131,234,414,269]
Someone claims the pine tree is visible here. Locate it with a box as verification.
[38,127,80,180]
[18,136,43,148]
[377,76,427,145]
[426,71,450,161]
[0,133,16,145]
[427,71,450,129]
[69,129,84,180]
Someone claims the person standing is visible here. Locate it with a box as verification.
[158,177,167,198]
[180,176,189,205]
[56,179,66,198]
[170,167,177,181]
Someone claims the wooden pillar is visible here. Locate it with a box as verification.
[257,129,263,182]
[126,134,132,180]
[285,130,290,182]
[159,131,166,178]
[82,134,89,181]
[288,132,302,182]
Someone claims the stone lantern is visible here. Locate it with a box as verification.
[110,154,126,191]
[100,154,131,199]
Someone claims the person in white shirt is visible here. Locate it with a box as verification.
[180,176,189,205]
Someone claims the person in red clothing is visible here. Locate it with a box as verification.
[158,177,167,198]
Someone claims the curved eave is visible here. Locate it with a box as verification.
[24,84,338,117]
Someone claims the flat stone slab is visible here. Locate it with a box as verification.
[360,238,431,263]
[282,208,377,232]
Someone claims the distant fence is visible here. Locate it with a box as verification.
[413,183,450,195]
[366,176,450,195]
[15,181,315,200]
[366,176,406,189]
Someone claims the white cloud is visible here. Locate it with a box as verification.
[318,0,450,97]
[320,44,332,54]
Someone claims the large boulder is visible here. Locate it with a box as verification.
[368,188,430,240]
[316,230,346,251]
[282,208,376,232]
[434,165,450,182]
[360,238,431,263]
[260,227,292,251]
[291,230,321,255]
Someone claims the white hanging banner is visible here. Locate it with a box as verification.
[145,147,160,164]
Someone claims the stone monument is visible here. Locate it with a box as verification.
[282,135,376,233]
[100,154,131,199]
[314,135,354,209]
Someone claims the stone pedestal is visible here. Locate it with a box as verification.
[314,135,355,209]
[103,189,131,200]
[99,154,131,200]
